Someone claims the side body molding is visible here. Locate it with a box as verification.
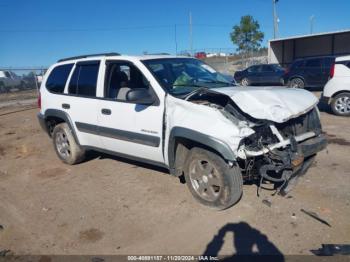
[43,109,81,145]
[167,127,236,170]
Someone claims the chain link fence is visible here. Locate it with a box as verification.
[179,48,268,75]
[0,68,46,94]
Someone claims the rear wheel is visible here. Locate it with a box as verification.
[331,93,350,116]
[184,147,243,210]
[289,78,305,89]
[52,123,85,165]
[0,82,8,93]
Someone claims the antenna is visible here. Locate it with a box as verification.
[272,0,279,39]
[189,12,193,56]
[310,15,315,34]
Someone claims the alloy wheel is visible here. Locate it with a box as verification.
[188,159,223,202]
[334,96,350,114]
[55,131,71,159]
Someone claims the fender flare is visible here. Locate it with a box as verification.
[167,127,236,171]
[43,109,80,145]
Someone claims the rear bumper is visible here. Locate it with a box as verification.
[37,113,49,134]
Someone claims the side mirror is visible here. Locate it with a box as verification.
[126,89,154,105]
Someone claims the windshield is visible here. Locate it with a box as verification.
[142,58,233,96]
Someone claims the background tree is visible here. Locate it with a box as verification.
[230,15,264,56]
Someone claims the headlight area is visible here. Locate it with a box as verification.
[236,108,327,195]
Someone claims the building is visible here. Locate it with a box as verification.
[268,29,350,66]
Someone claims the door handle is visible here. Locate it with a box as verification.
[62,103,70,109]
[101,108,112,115]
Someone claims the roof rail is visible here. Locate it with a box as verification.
[147,53,171,55]
[57,52,120,62]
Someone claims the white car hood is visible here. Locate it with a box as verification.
[211,86,318,123]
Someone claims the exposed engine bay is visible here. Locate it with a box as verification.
[185,89,327,195]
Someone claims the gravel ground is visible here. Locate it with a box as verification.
[0,93,349,258]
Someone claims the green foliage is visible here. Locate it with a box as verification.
[230,15,264,53]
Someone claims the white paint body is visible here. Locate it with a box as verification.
[40,55,319,167]
[323,55,350,99]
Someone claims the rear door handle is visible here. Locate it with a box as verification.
[62,103,70,109]
[101,108,112,115]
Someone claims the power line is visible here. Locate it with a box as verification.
[0,23,232,33]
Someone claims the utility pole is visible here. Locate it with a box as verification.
[272,0,279,39]
[189,11,193,56]
[175,24,178,56]
[310,15,315,35]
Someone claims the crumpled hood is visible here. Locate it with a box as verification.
[211,86,318,123]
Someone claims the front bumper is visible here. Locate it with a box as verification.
[320,93,331,105]
[299,134,327,158]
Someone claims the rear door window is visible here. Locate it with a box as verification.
[69,61,100,97]
[261,65,274,72]
[247,66,259,73]
[46,64,74,93]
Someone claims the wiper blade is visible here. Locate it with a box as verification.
[199,80,231,85]
[173,83,203,87]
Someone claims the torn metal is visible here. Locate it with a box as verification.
[165,86,327,194]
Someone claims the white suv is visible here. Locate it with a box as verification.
[37,53,326,210]
[322,55,350,116]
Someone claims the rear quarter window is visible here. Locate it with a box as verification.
[336,60,350,69]
[46,64,74,93]
[305,59,322,68]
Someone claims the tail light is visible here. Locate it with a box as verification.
[37,91,41,109]
[330,64,335,78]
[284,67,289,75]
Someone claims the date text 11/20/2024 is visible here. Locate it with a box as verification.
[127,255,219,261]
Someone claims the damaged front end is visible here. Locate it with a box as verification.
[184,88,327,195]
[237,108,327,195]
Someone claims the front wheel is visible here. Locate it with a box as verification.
[240,77,250,86]
[184,147,243,210]
[331,93,350,116]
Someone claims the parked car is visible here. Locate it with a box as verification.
[194,52,207,59]
[321,55,350,116]
[284,56,335,89]
[234,64,285,86]
[37,53,326,210]
[0,70,25,92]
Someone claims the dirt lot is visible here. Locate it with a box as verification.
[0,93,349,257]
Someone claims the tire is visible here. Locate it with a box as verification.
[52,123,85,165]
[240,77,250,86]
[279,78,285,86]
[289,78,305,89]
[0,82,8,93]
[331,93,350,116]
[184,147,243,210]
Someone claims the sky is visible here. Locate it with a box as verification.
[0,0,349,67]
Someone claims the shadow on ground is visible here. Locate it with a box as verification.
[84,150,169,174]
[203,222,284,261]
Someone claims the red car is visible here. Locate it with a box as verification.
[195,52,206,59]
